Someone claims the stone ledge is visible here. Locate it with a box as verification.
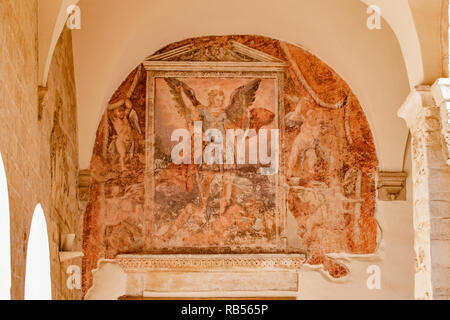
[116,254,306,272]
[377,172,407,201]
[78,169,91,202]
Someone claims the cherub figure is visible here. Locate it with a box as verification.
[286,108,322,177]
[108,67,143,171]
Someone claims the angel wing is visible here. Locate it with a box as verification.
[127,65,143,98]
[128,109,142,134]
[225,79,261,128]
[165,78,200,123]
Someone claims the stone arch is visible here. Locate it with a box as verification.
[38,0,80,86]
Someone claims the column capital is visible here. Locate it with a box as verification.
[398,86,436,129]
[431,79,450,165]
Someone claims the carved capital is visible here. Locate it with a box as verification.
[398,86,436,129]
[377,171,407,201]
[78,169,91,202]
[431,79,450,165]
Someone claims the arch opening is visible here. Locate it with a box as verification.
[25,204,52,300]
[0,153,11,300]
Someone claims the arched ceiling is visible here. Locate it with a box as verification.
[360,0,444,85]
[38,0,79,86]
[407,0,445,82]
[38,0,444,171]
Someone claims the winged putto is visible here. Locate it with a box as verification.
[107,66,143,171]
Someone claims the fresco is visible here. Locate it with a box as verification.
[82,66,147,269]
[82,36,378,293]
[152,77,279,250]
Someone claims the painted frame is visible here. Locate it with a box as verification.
[143,51,287,253]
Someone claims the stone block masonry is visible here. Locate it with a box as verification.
[0,0,81,300]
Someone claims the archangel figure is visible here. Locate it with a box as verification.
[164,77,262,133]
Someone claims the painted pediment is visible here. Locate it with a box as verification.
[145,40,284,63]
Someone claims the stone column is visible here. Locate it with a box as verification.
[398,82,450,300]
[432,79,450,165]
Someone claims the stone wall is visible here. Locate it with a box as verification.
[0,0,81,300]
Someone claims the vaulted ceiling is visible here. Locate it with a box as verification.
[38,0,445,171]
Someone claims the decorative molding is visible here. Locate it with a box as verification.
[78,169,91,202]
[230,41,286,62]
[398,85,435,129]
[146,41,284,63]
[146,44,195,61]
[144,41,286,72]
[143,61,286,73]
[377,172,407,201]
[86,256,303,300]
[116,254,306,272]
